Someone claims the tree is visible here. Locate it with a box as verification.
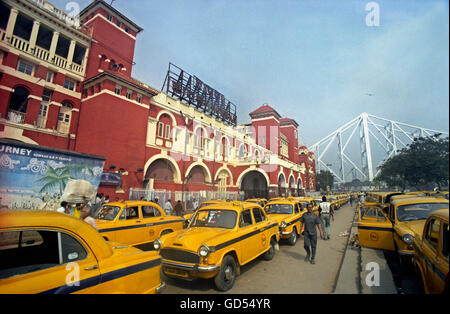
[375,135,449,190]
[316,170,335,191]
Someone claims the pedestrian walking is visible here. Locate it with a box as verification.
[174,200,184,216]
[318,196,334,240]
[300,203,324,264]
[164,199,173,215]
[349,195,353,207]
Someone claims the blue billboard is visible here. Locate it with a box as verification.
[0,140,105,211]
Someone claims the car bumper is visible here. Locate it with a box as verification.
[161,260,221,273]
[155,281,166,294]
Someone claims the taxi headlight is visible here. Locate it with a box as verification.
[153,238,162,251]
[280,221,287,229]
[402,233,414,245]
[199,245,210,257]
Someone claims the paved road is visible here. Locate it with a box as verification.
[162,203,357,294]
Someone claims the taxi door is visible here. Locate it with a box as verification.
[251,207,270,252]
[238,209,259,263]
[357,205,395,251]
[116,206,146,245]
[421,218,448,293]
[0,229,101,294]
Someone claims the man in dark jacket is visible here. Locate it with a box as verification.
[174,200,184,217]
[300,203,324,264]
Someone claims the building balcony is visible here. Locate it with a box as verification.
[0,28,85,75]
[7,110,26,124]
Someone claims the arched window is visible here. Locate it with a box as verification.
[7,87,29,123]
[194,127,205,150]
[156,114,173,142]
[57,102,73,134]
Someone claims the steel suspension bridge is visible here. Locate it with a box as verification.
[309,113,449,184]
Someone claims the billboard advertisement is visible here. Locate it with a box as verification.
[0,141,105,211]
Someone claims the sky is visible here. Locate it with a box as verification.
[51,0,449,178]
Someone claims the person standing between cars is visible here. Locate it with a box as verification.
[318,196,334,240]
[300,203,324,264]
[80,205,98,230]
[164,199,173,215]
[174,200,184,216]
[193,198,199,211]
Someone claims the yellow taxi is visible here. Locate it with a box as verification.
[154,201,280,291]
[0,211,164,294]
[358,197,449,262]
[413,208,448,294]
[264,199,306,245]
[301,197,320,213]
[95,201,184,251]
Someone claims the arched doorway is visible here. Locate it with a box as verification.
[240,170,268,200]
[7,87,30,123]
[297,177,304,196]
[278,173,287,197]
[186,165,209,185]
[289,176,296,196]
[144,159,175,189]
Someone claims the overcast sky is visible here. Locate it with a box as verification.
[55,0,449,150]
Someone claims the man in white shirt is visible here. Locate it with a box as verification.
[318,196,334,240]
[164,199,173,216]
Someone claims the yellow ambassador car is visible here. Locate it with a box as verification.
[413,208,448,294]
[0,211,164,294]
[154,201,280,291]
[94,201,184,251]
[264,199,306,246]
[358,197,449,262]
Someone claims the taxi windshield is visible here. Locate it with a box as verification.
[397,203,449,221]
[95,205,121,221]
[190,210,237,229]
[265,204,293,214]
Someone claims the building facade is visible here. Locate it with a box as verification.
[0,0,315,205]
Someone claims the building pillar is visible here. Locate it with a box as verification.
[49,31,59,61]
[46,103,61,130]
[5,8,18,40]
[29,20,40,50]
[67,40,76,68]
[24,97,41,126]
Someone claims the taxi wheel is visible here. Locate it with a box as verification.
[263,238,276,261]
[288,229,298,246]
[214,255,237,292]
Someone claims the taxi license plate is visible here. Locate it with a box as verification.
[165,267,189,278]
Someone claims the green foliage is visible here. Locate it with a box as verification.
[375,135,449,189]
[316,170,334,191]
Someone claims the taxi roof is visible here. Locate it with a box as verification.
[265,199,297,205]
[106,200,161,208]
[0,210,113,259]
[391,197,449,206]
[199,201,262,212]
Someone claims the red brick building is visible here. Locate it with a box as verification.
[0,0,315,204]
